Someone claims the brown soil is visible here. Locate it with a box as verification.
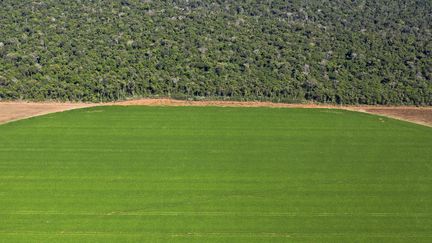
[1,99,431,127]
[352,107,432,127]
[0,102,96,125]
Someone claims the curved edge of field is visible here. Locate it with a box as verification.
[0,99,431,127]
[113,99,432,127]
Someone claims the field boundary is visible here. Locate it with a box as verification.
[0,99,431,127]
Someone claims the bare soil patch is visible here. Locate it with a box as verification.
[1,99,431,127]
[0,102,96,125]
[354,107,432,127]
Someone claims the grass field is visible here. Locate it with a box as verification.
[0,106,431,242]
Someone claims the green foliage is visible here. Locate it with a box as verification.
[0,0,431,104]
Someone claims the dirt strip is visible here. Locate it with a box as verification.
[0,102,96,125]
[0,99,431,127]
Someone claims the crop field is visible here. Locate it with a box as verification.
[0,106,431,242]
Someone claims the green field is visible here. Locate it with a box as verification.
[0,106,431,242]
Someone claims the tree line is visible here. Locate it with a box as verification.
[0,0,431,105]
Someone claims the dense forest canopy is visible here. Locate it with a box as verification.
[0,0,431,104]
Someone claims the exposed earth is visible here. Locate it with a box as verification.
[0,102,96,125]
[348,107,432,128]
[0,99,431,127]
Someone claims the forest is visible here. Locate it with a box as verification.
[0,0,431,105]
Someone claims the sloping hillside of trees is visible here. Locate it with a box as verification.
[0,0,431,104]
